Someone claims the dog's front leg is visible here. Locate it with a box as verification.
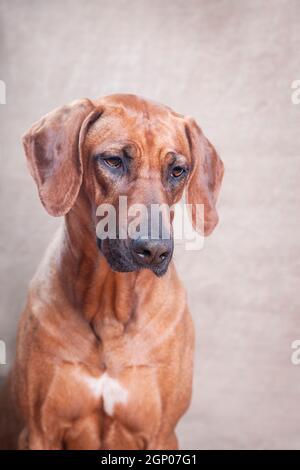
[18,426,63,450]
[62,413,101,450]
[150,432,179,450]
[18,414,101,450]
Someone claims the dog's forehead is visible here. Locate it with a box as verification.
[86,94,186,155]
[99,93,180,120]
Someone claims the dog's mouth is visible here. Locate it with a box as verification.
[97,238,173,277]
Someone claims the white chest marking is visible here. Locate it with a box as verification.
[82,372,128,417]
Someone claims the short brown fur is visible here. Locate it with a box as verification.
[0,94,223,449]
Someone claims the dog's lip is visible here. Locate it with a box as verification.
[110,262,168,277]
[133,254,171,273]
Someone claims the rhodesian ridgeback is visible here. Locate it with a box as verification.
[0,94,223,449]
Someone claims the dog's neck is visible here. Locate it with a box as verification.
[31,195,183,349]
[53,197,171,337]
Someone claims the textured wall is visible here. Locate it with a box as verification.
[0,0,300,449]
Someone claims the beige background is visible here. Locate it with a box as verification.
[0,0,300,449]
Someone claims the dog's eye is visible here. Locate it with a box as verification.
[171,166,186,178]
[103,157,123,169]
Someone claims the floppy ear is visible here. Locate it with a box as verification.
[185,117,224,236]
[22,99,100,216]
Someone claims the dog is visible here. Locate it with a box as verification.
[0,94,224,449]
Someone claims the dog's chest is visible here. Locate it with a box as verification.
[58,304,184,447]
[74,364,162,448]
[81,371,128,417]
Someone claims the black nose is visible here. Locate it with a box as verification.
[132,238,172,266]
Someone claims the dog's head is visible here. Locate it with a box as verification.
[23,94,224,276]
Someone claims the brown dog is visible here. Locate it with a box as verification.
[0,94,223,450]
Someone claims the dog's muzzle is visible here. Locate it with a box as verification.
[97,236,173,277]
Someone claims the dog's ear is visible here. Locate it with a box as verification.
[23,99,101,216]
[185,117,224,236]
